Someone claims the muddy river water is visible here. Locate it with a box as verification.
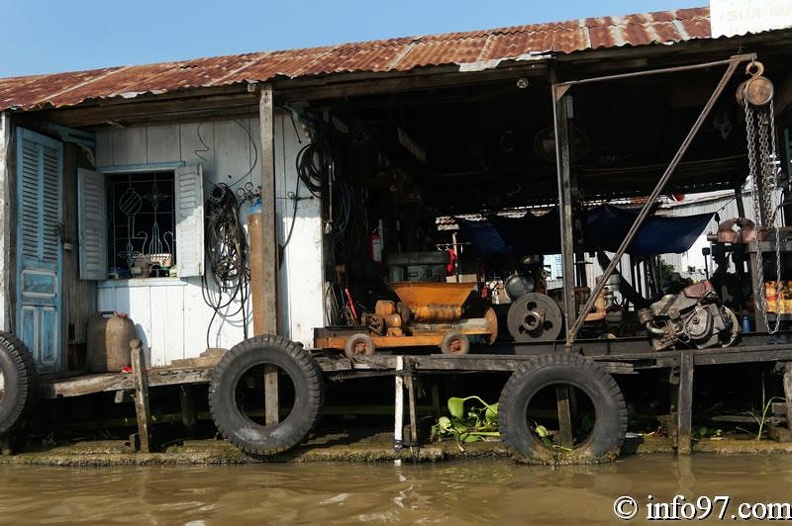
[1,454,791,524]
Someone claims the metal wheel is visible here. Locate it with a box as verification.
[439,331,470,356]
[719,306,740,347]
[344,333,376,357]
[507,293,563,342]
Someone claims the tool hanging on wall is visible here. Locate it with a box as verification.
[740,61,784,334]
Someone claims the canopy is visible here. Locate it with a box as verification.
[457,205,714,258]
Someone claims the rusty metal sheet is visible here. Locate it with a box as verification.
[0,7,714,112]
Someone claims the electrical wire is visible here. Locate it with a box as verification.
[202,183,250,347]
[296,143,328,197]
[194,121,211,163]
[226,120,260,189]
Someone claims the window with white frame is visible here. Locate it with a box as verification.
[77,164,204,281]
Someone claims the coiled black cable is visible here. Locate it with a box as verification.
[202,183,249,346]
[296,143,328,197]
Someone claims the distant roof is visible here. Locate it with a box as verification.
[0,7,711,112]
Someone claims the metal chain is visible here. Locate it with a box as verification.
[765,98,783,334]
[745,94,782,334]
[745,97,768,328]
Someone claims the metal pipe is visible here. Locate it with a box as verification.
[558,54,757,88]
[550,62,578,336]
[565,54,750,347]
[394,356,405,450]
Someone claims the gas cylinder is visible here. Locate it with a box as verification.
[87,311,137,372]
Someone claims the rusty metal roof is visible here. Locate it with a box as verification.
[0,7,712,112]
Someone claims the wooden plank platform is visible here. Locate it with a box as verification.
[40,366,214,400]
[39,333,792,400]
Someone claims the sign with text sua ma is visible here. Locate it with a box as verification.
[710,0,792,37]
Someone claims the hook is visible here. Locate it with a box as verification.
[745,60,764,78]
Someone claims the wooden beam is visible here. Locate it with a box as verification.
[676,350,694,455]
[179,385,197,436]
[276,64,547,102]
[258,84,279,335]
[264,365,279,426]
[555,385,574,447]
[406,374,419,445]
[31,93,258,127]
[783,363,792,432]
[130,339,152,453]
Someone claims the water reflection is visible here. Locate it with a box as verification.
[1,455,791,524]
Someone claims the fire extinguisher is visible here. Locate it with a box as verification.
[368,228,382,262]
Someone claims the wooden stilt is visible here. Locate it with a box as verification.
[556,386,574,447]
[265,365,279,425]
[677,350,694,455]
[783,363,792,431]
[130,339,151,453]
[0,435,11,455]
[405,374,418,445]
[669,364,680,450]
[431,383,441,418]
[179,385,197,436]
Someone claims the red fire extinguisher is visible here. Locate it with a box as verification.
[368,229,382,262]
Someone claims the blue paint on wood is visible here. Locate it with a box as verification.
[16,128,63,372]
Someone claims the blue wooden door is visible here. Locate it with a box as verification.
[16,128,63,372]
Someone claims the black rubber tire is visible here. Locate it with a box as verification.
[344,333,375,358]
[0,332,38,436]
[439,331,470,356]
[208,334,324,457]
[499,353,627,465]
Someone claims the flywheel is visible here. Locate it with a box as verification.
[507,293,563,342]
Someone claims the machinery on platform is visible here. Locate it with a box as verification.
[314,281,498,357]
[639,280,740,350]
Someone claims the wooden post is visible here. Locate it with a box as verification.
[555,386,574,447]
[783,363,792,431]
[677,350,694,455]
[0,436,11,456]
[257,84,279,336]
[179,386,197,436]
[130,339,151,453]
[405,374,418,445]
[248,211,267,334]
[265,366,279,425]
[431,383,441,418]
[257,86,280,427]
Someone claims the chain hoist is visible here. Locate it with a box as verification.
[740,61,783,333]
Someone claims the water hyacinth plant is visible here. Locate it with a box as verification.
[431,395,500,447]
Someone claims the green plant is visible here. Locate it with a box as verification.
[431,396,500,448]
[748,375,785,442]
[530,421,573,452]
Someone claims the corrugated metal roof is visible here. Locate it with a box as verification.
[0,7,712,112]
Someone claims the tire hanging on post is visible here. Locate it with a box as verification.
[209,334,324,456]
[0,332,38,436]
[499,353,627,465]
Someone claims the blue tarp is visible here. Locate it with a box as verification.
[584,205,714,256]
[456,205,714,258]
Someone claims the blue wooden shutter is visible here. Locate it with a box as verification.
[174,164,204,277]
[77,168,107,280]
[16,128,63,372]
